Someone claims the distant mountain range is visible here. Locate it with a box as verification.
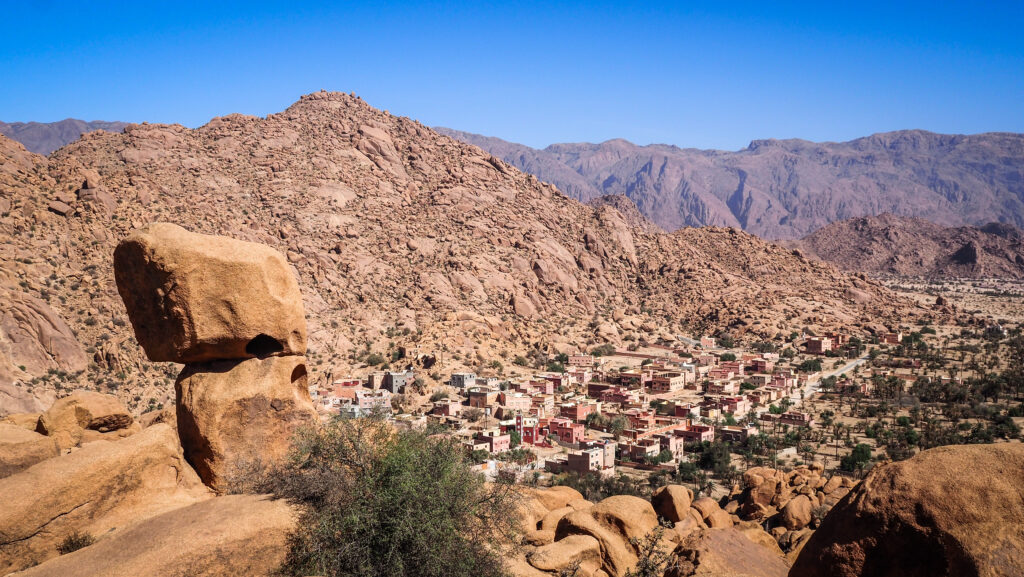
[0,119,129,155]
[436,128,1024,240]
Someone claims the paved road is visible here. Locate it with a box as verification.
[790,354,870,408]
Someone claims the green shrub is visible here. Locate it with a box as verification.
[271,415,521,577]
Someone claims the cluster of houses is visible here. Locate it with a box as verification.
[308,339,837,479]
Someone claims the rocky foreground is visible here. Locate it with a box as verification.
[0,227,1020,577]
[0,91,933,417]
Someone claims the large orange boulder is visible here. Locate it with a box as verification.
[652,485,694,523]
[175,355,317,490]
[0,424,210,573]
[779,494,813,531]
[790,443,1024,577]
[113,223,307,363]
[554,495,659,576]
[12,494,296,577]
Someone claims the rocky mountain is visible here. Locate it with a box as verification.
[0,92,930,416]
[436,128,1024,240]
[0,119,129,155]
[789,213,1024,279]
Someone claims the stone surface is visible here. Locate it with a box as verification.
[114,222,307,363]
[0,424,210,573]
[528,534,602,574]
[790,443,1024,577]
[0,424,58,478]
[175,355,317,490]
[670,527,790,577]
[12,494,295,577]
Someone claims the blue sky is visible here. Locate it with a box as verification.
[2,1,1022,150]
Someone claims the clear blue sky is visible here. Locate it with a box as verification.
[2,1,1022,150]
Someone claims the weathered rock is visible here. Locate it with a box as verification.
[555,509,636,577]
[590,495,660,545]
[652,485,694,523]
[175,355,317,490]
[691,497,733,528]
[113,223,307,363]
[779,494,813,531]
[0,424,58,478]
[0,413,41,431]
[0,424,210,573]
[36,391,133,449]
[528,534,602,574]
[790,443,1024,577]
[13,494,295,577]
[670,528,790,577]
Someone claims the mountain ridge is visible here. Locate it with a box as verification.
[436,127,1024,240]
[0,119,130,155]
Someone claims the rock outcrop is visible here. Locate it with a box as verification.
[0,424,210,573]
[113,223,307,363]
[790,443,1024,577]
[114,224,317,491]
[12,494,295,577]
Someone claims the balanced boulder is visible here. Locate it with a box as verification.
[175,355,317,490]
[790,443,1024,577]
[113,223,306,363]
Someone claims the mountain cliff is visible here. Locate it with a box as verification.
[436,128,1024,240]
[0,92,928,415]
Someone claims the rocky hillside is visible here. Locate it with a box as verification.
[0,92,929,416]
[789,213,1024,279]
[0,119,129,155]
[436,128,1024,240]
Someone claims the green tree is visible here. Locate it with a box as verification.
[271,415,521,577]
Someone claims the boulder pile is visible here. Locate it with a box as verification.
[114,223,317,490]
[513,484,790,577]
[721,463,854,557]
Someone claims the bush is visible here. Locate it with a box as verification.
[57,531,95,554]
[271,415,520,577]
[365,353,385,366]
[591,344,616,357]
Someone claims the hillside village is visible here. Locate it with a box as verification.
[307,315,1020,489]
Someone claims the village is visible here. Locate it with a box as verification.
[305,325,972,486]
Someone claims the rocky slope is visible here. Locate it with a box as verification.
[0,119,129,155]
[788,213,1024,279]
[0,92,929,416]
[436,128,1024,240]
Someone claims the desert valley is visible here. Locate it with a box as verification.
[1,4,1023,575]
